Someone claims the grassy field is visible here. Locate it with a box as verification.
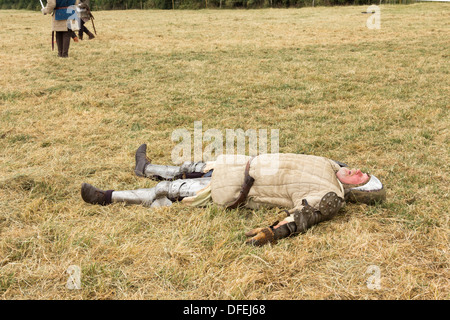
[0,4,449,300]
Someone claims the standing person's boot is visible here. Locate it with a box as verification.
[134,144,207,180]
[86,29,95,39]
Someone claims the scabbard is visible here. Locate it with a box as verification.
[91,16,97,35]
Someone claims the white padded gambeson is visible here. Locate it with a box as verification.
[210,153,344,212]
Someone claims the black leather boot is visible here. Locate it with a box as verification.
[81,183,113,205]
[134,144,151,177]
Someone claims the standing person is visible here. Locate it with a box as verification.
[77,0,96,40]
[41,0,80,58]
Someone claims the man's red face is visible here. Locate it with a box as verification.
[336,167,370,185]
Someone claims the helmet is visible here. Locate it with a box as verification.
[77,1,91,20]
[344,174,386,205]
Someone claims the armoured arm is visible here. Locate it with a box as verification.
[245,192,344,246]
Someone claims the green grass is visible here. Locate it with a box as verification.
[0,4,449,299]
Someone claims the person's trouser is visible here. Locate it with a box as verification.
[55,31,71,57]
[78,20,94,39]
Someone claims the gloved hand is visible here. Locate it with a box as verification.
[245,217,298,246]
[245,227,275,246]
[41,8,47,15]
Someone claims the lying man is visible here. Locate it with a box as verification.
[81,144,386,246]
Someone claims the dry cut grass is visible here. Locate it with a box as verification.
[0,4,449,299]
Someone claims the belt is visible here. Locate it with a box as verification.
[226,157,255,209]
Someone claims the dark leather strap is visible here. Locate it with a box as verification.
[91,16,97,35]
[226,157,255,209]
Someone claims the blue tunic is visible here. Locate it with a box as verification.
[54,0,76,21]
